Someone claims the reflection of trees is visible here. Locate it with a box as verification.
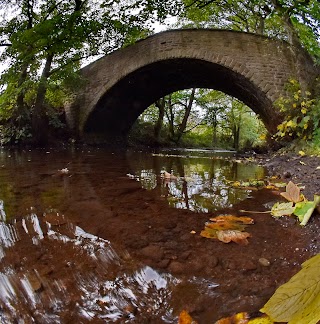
[133,152,265,213]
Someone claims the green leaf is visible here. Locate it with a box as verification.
[260,254,320,324]
[271,202,295,217]
[294,195,320,226]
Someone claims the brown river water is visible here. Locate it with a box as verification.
[0,147,318,323]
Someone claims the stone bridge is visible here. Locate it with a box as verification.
[66,29,318,142]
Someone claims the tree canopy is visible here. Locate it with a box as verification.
[0,0,319,146]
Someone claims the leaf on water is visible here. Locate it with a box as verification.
[260,254,320,324]
[271,202,295,217]
[294,195,320,226]
[178,310,197,324]
[280,181,302,203]
[216,230,251,245]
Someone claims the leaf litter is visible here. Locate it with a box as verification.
[200,215,254,245]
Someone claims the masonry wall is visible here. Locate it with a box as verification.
[65,29,318,136]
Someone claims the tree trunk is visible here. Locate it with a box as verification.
[154,98,166,143]
[212,118,218,147]
[167,95,175,140]
[32,53,53,145]
[233,125,240,151]
[175,88,196,143]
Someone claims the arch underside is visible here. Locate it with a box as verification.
[84,58,277,138]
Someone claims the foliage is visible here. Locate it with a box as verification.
[271,181,320,226]
[181,0,320,62]
[274,79,320,142]
[200,215,254,245]
[131,88,267,150]
[260,253,320,324]
[0,0,181,144]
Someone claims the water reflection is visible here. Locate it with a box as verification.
[129,150,265,212]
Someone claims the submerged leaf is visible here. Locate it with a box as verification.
[215,311,250,323]
[271,202,295,217]
[294,195,320,226]
[201,215,254,244]
[216,230,251,245]
[210,215,254,224]
[260,254,320,324]
[178,310,197,324]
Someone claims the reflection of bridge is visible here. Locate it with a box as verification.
[66,29,318,143]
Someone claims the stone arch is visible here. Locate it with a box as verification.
[66,29,318,142]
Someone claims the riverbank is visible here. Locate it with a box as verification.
[256,152,320,200]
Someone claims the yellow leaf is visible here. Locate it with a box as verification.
[248,315,274,323]
[260,254,320,324]
[298,150,305,156]
[271,202,295,217]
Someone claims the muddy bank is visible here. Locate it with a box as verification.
[258,153,320,200]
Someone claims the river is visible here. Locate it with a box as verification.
[0,147,317,323]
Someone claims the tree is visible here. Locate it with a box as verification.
[182,0,320,62]
[0,0,182,144]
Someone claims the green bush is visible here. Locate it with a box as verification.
[274,78,320,141]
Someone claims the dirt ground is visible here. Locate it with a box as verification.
[257,152,320,200]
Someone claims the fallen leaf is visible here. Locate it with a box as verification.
[201,215,254,244]
[260,254,320,324]
[280,181,302,203]
[210,215,254,224]
[216,230,251,245]
[299,161,306,165]
[316,166,320,170]
[248,315,274,323]
[215,311,250,323]
[271,202,295,217]
[294,195,320,226]
[298,150,306,156]
[178,310,197,324]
